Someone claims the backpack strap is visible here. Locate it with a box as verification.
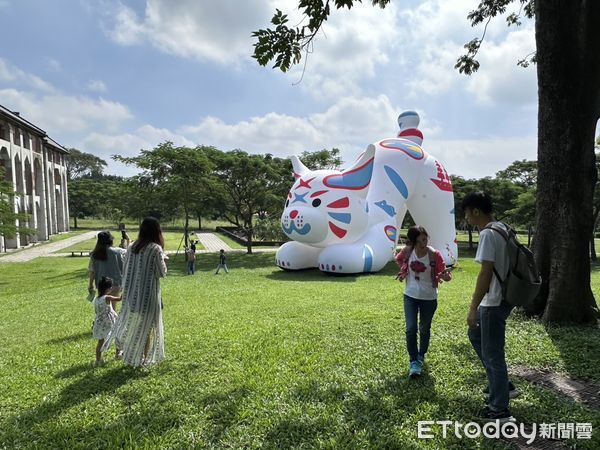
[483,222,509,285]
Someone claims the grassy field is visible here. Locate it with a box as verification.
[1,252,599,448]
[70,217,232,231]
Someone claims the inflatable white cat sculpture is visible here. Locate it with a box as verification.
[276,111,458,274]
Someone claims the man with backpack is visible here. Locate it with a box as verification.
[462,191,521,423]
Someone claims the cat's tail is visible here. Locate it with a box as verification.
[397,110,423,146]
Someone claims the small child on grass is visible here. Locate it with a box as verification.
[92,276,122,366]
[215,249,229,274]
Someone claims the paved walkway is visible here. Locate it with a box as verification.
[0,230,99,263]
[194,232,232,253]
[1,231,278,261]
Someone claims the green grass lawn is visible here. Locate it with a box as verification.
[1,253,599,448]
[70,217,233,231]
[58,231,205,253]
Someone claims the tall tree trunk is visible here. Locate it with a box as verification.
[245,218,253,254]
[468,227,473,250]
[184,211,190,249]
[74,216,78,229]
[591,210,599,261]
[197,213,202,230]
[529,1,600,324]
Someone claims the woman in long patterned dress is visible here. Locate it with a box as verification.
[103,217,168,367]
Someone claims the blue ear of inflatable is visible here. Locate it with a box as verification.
[323,158,374,190]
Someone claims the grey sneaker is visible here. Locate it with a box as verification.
[409,360,422,378]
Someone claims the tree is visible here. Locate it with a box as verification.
[206,149,290,254]
[496,160,537,189]
[68,179,101,228]
[115,142,213,247]
[65,148,107,181]
[592,144,600,261]
[254,0,600,325]
[300,148,343,171]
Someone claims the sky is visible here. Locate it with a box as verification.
[0,0,545,179]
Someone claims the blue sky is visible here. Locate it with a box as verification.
[0,0,545,178]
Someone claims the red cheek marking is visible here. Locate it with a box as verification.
[329,222,347,238]
[327,197,349,208]
[310,190,328,198]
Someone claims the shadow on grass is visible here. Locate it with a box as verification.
[44,268,88,283]
[3,365,147,441]
[47,331,91,345]
[164,251,401,281]
[545,324,600,381]
[197,386,252,444]
[261,373,484,449]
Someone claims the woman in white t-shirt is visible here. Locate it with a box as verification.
[395,226,452,377]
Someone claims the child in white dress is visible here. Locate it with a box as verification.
[93,277,122,366]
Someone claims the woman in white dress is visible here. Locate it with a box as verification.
[103,217,168,367]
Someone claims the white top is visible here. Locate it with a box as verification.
[475,221,509,307]
[92,295,118,340]
[404,250,437,300]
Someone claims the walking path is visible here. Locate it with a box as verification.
[0,230,99,263]
[0,231,278,261]
[194,232,232,253]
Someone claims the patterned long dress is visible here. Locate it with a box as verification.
[103,242,167,366]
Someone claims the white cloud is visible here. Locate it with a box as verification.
[398,0,536,108]
[0,58,55,93]
[430,136,537,179]
[104,0,291,64]
[46,58,62,72]
[102,0,401,99]
[87,79,108,93]
[287,2,401,99]
[464,28,537,106]
[80,125,195,174]
[181,95,400,160]
[0,88,132,134]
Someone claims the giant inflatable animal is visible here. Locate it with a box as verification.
[276,111,457,274]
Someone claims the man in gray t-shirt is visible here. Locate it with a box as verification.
[475,222,509,307]
[463,192,519,423]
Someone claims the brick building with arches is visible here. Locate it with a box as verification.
[0,104,69,252]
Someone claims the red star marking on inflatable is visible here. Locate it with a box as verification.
[296,177,315,190]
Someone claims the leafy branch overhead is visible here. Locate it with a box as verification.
[455,0,535,74]
[253,0,535,75]
[252,1,390,72]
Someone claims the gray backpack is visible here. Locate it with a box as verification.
[484,223,542,307]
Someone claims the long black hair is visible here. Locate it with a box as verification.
[98,276,113,296]
[132,217,165,254]
[91,231,113,261]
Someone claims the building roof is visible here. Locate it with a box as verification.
[44,136,69,154]
[0,104,46,135]
[0,103,68,153]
